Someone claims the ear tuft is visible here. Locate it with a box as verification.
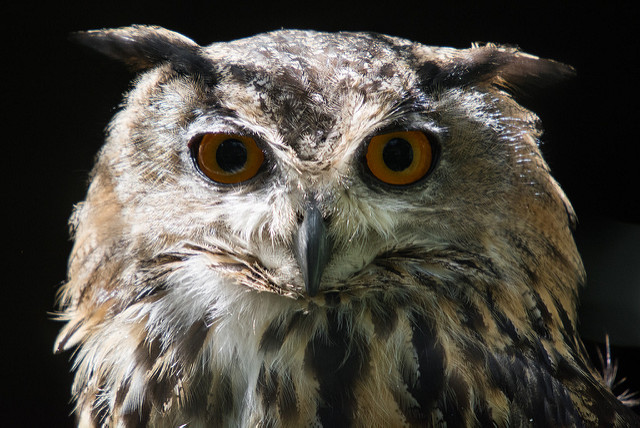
[416,43,575,97]
[468,43,575,96]
[70,25,215,83]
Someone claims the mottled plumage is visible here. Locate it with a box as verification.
[55,26,639,427]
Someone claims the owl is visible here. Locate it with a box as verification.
[55,25,639,427]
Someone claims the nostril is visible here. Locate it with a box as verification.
[323,212,334,225]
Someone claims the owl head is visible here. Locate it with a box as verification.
[57,23,577,305]
[55,26,596,426]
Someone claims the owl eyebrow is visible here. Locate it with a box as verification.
[377,95,433,127]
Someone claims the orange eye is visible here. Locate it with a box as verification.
[365,130,433,185]
[196,133,264,184]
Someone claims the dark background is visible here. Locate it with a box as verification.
[6,2,639,425]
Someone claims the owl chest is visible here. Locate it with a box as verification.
[195,299,588,427]
[204,304,461,427]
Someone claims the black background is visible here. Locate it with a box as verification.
[6,2,639,426]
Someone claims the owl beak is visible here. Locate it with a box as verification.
[294,200,332,297]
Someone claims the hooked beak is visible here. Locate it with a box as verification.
[293,199,332,297]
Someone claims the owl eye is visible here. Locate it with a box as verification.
[365,130,434,185]
[196,133,265,183]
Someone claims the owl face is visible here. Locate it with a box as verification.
[73,28,574,304]
[57,27,634,428]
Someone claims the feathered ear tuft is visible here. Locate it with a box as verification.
[70,25,216,84]
[416,43,575,97]
[469,43,575,96]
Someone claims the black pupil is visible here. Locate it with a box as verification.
[216,139,248,172]
[382,138,413,171]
